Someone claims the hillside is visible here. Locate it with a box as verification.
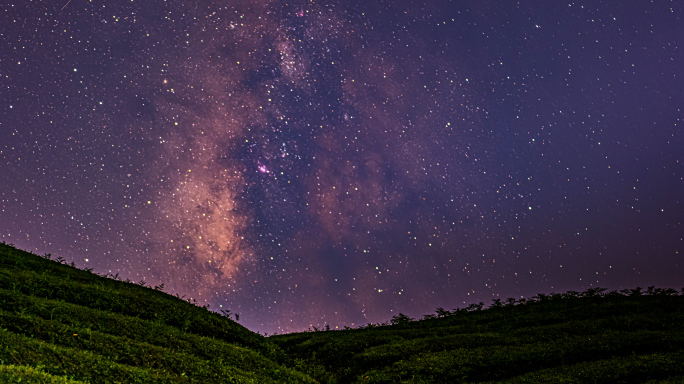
[271,289,684,383]
[0,242,314,383]
[1,242,683,383]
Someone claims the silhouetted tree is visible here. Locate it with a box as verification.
[466,302,484,311]
[390,313,413,325]
[581,287,606,297]
[533,293,548,302]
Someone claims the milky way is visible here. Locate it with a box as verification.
[2,1,683,333]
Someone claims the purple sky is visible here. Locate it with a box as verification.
[1,1,682,334]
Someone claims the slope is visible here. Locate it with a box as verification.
[271,287,684,383]
[0,242,315,383]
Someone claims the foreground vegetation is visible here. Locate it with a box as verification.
[0,242,314,383]
[1,242,683,383]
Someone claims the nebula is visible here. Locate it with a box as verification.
[3,1,682,334]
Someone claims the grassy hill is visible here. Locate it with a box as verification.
[0,242,314,383]
[272,288,684,383]
[1,242,683,383]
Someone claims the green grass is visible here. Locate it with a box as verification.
[2,242,683,383]
[0,365,85,384]
[272,287,684,383]
[0,243,314,384]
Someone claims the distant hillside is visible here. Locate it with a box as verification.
[272,286,684,383]
[0,242,315,383]
[2,242,683,383]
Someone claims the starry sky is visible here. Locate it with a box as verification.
[1,0,682,334]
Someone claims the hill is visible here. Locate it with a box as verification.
[271,288,684,383]
[0,242,314,383]
[1,242,683,383]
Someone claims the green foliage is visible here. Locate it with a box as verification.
[272,285,684,383]
[389,313,413,326]
[0,243,315,384]
[0,365,85,383]
[3,242,684,383]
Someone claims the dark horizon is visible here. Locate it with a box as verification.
[1,1,682,334]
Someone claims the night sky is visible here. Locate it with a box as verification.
[1,1,682,334]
